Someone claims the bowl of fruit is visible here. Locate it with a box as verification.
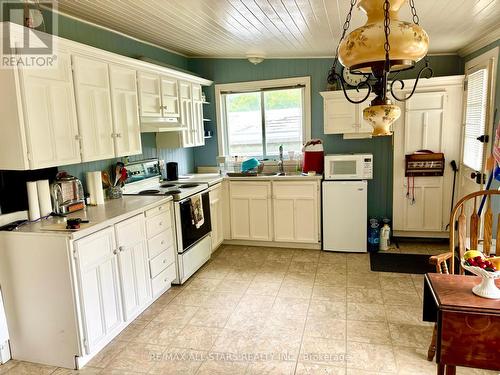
[461,250,500,299]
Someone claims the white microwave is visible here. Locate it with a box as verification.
[324,154,373,180]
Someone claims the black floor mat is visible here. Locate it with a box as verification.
[370,252,435,274]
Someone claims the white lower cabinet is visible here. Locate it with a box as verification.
[272,181,320,243]
[229,181,273,241]
[228,179,321,245]
[115,215,152,322]
[209,183,224,252]
[73,227,123,355]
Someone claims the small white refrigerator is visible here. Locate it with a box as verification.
[322,180,368,252]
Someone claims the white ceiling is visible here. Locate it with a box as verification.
[54,0,500,58]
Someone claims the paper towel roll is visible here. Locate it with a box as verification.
[86,171,96,205]
[36,179,52,217]
[92,171,105,205]
[26,181,40,221]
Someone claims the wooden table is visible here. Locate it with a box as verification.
[423,273,500,374]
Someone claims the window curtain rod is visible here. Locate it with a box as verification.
[220,84,305,95]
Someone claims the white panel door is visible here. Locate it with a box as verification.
[115,215,151,322]
[393,91,447,232]
[74,227,123,355]
[160,76,180,118]
[72,56,115,162]
[138,72,161,117]
[209,185,224,252]
[109,65,141,157]
[230,182,272,241]
[20,52,81,169]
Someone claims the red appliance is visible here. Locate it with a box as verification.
[302,139,324,174]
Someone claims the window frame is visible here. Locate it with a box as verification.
[215,77,311,159]
[461,47,498,178]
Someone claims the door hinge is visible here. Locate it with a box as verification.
[73,249,78,259]
[26,152,31,161]
[463,80,468,91]
[476,134,489,143]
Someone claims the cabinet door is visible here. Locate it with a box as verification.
[179,81,194,147]
[72,56,115,162]
[230,182,272,241]
[109,65,142,157]
[192,100,205,146]
[160,76,180,118]
[402,182,444,231]
[74,227,123,354]
[20,52,81,169]
[115,215,151,322]
[138,72,161,117]
[273,181,319,243]
[209,185,224,251]
[324,97,357,134]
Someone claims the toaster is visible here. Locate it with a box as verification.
[50,174,86,214]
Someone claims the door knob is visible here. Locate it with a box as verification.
[470,171,485,184]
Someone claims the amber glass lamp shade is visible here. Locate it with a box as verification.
[363,102,401,136]
[339,0,429,73]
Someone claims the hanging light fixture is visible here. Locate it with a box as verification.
[328,0,433,136]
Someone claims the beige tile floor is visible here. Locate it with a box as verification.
[0,245,497,375]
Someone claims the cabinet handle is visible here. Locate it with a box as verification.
[160,240,165,245]
[116,133,122,138]
[162,259,166,264]
[75,135,82,141]
[161,105,168,110]
[113,249,118,255]
[158,206,163,210]
[119,246,125,252]
[159,221,163,226]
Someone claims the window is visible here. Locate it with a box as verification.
[215,77,311,159]
[463,68,488,171]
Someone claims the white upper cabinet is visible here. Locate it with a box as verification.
[321,90,374,137]
[160,76,180,118]
[72,55,115,162]
[179,81,194,147]
[19,52,81,169]
[109,65,142,157]
[138,72,162,118]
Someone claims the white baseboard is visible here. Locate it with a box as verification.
[223,239,321,250]
[0,341,11,364]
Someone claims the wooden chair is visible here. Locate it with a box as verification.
[427,189,500,362]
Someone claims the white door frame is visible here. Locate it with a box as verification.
[458,47,499,198]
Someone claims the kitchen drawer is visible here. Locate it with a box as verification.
[149,247,175,278]
[145,203,170,218]
[146,212,172,238]
[151,263,175,296]
[147,229,174,259]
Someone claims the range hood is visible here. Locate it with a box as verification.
[140,117,187,133]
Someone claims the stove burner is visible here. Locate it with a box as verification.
[164,189,182,195]
[138,189,160,195]
[178,184,199,189]
[160,183,176,188]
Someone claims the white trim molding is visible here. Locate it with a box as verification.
[214,76,312,158]
[458,27,500,57]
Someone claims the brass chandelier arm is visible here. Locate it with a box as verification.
[332,71,373,104]
[390,65,434,101]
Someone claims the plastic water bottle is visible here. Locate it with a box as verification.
[379,223,391,251]
[368,219,380,252]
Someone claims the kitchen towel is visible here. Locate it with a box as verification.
[36,179,52,217]
[26,181,40,221]
[190,194,204,228]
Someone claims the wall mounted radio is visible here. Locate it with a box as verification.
[405,150,445,177]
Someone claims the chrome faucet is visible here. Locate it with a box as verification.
[277,145,285,175]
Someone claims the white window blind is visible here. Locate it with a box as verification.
[463,68,488,171]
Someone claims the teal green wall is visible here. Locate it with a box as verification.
[189,56,463,218]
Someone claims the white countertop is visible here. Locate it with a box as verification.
[176,173,224,186]
[5,195,171,240]
[224,173,323,181]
